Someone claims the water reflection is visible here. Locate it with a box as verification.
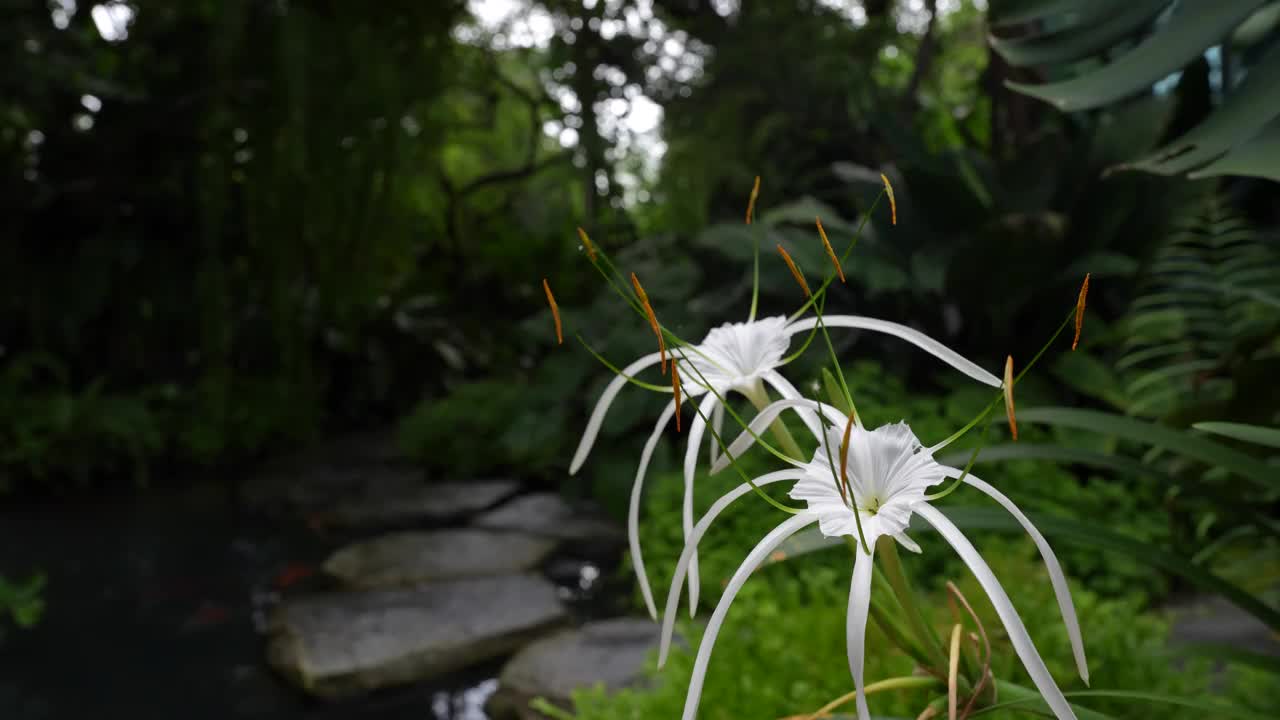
[431,678,498,720]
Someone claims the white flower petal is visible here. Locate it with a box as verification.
[707,400,725,466]
[570,351,667,475]
[960,472,1089,685]
[787,316,1001,387]
[709,398,847,475]
[682,394,719,615]
[762,370,823,439]
[847,542,876,720]
[915,503,1078,720]
[680,514,817,720]
[628,399,676,620]
[893,531,922,554]
[658,470,808,667]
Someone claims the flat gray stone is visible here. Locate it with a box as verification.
[1168,595,1280,658]
[486,618,662,719]
[324,530,558,588]
[243,463,423,513]
[473,493,622,543]
[327,480,521,528]
[267,574,568,698]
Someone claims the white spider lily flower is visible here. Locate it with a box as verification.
[659,412,1088,720]
[570,314,1001,620]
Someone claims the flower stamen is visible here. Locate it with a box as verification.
[1073,273,1090,350]
[543,278,562,345]
[816,218,845,283]
[776,244,811,298]
[630,272,667,373]
[746,175,761,225]
[880,172,897,226]
[576,226,598,263]
[838,410,858,507]
[1003,355,1017,441]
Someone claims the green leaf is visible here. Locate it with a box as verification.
[1170,642,1280,673]
[1188,116,1280,182]
[822,368,853,416]
[1060,251,1139,281]
[990,0,1167,67]
[766,501,1280,634]
[988,0,1137,30]
[1017,407,1279,491]
[935,443,1161,479]
[1193,421,1280,449]
[1115,42,1280,176]
[912,506,1280,632]
[975,684,1275,720]
[1050,352,1127,408]
[976,680,1117,720]
[1006,0,1269,112]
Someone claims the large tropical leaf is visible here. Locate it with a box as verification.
[990,0,1280,180]
[1017,407,1279,490]
[767,505,1280,631]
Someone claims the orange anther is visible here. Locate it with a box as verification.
[838,410,858,506]
[880,172,897,226]
[542,278,562,345]
[746,176,761,225]
[1073,273,1090,350]
[631,272,666,373]
[816,217,845,283]
[576,227,598,262]
[776,244,811,298]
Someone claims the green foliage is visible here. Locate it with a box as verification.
[0,573,46,632]
[398,378,557,477]
[991,0,1280,180]
[567,539,1272,720]
[629,362,1171,622]
[0,353,163,487]
[1112,199,1280,419]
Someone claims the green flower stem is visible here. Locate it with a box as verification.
[860,551,935,669]
[876,536,949,673]
[805,675,943,719]
[743,383,806,462]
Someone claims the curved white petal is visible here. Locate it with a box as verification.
[786,316,1000,388]
[914,504,1078,720]
[762,370,823,439]
[570,351,667,475]
[682,394,720,615]
[707,400,725,466]
[628,399,677,620]
[893,531,922,554]
[709,398,847,475]
[960,472,1089,685]
[680,514,818,720]
[658,470,809,666]
[847,542,876,720]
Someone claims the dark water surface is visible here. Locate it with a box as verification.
[0,481,617,720]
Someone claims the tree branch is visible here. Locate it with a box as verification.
[901,0,939,109]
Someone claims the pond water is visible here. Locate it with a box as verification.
[0,480,623,719]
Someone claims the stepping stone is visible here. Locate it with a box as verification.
[473,493,622,543]
[486,618,662,719]
[267,574,567,698]
[327,480,521,528]
[243,463,423,514]
[323,530,558,588]
[1167,595,1280,658]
